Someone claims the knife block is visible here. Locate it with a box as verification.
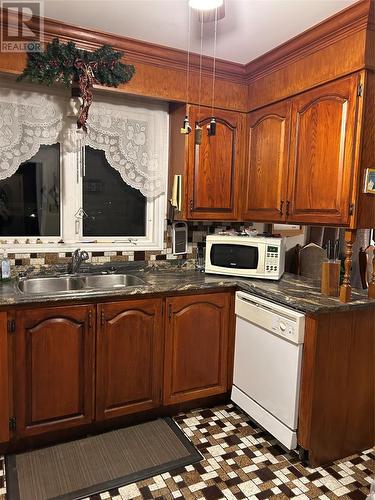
[321,261,340,296]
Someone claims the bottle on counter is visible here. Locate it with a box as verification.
[0,249,11,281]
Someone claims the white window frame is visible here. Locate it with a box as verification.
[1,142,167,253]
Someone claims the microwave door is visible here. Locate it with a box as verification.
[210,244,260,270]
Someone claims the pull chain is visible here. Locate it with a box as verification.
[208,8,218,136]
[181,5,192,134]
[195,18,204,145]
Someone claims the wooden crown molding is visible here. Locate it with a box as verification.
[0,9,246,84]
[245,0,372,83]
[0,0,372,86]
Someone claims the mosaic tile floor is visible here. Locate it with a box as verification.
[0,404,374,500]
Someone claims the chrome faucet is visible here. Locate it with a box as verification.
[68,249,89,274]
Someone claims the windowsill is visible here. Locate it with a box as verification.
[0,241,164,253]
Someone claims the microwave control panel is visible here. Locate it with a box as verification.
[265,245,280,274]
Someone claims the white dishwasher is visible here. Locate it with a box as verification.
[231,291,305,450]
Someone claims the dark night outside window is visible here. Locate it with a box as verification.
[0,144,60,237]
[82,146,146,237]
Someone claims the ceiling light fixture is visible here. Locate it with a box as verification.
[189,0,223,11]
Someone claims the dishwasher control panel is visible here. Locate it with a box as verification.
[235,291,305,344]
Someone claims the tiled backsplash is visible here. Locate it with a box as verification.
[6,222,241,271]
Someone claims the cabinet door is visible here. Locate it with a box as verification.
[14,305,94,438]
[187,106,244,220]
[0,313,9,444]
[287,75,360,225]
[96,299,164,420]
[243,101,290,222]
[164,292,231,405]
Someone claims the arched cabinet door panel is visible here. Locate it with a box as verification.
[14,305,95,438]
[164,292,231,405]
[287,74,360,225]
[187,106,245,220]
[243,100,291,222]
[96,298,164,420]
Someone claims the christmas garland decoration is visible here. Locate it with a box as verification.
[17,38,135,130]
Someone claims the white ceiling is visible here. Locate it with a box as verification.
[44,0,357,64]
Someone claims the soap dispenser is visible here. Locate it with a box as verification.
[1,249,11,281]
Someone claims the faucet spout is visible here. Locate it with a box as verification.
[68,249,89,274]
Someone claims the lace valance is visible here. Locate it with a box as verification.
[0,85,167,197]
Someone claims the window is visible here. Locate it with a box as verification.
[82,147,146,238]
[0,144,60,237]
[0,87,168,251]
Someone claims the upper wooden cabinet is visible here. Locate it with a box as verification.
[243,73,368,227]
[96,298,164,421]
[13,304,95,438]
[169,104,245,221]
[243,100,291,222]
[164,292,232,405]
[287,74,359,225]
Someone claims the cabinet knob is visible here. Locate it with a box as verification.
[168,303,172,320]
[189,199,193,214]
[286,200,290,217]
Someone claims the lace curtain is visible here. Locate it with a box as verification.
[0,84,167,197]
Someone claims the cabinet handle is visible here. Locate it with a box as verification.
[100,310,105,326]
[189,199,193,214]
[88,310,92,328]
[279,200,284,215]
[286,200,290,217]
[168,303,172,320]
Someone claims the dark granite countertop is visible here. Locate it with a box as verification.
[0,261,374,315]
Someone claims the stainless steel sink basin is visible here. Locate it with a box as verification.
[17,274,145,294]
[83,274,145,289]
[18,276,86,294]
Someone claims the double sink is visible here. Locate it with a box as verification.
[18,273,145,295]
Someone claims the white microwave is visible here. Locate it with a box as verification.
[205,235,286,280]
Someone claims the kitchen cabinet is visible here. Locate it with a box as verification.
[96,298,164,420]
[13,304,95,438]
[4,290,233,445]
[287,74,359,225]
[0,312,9,444]
[169,103,245,221]
[164,292,231,405]
[243,100,291,222]
[243,73,363,227]
[298,306,375,466]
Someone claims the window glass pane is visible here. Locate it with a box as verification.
[83,146,146,237]
[0,144,60,237]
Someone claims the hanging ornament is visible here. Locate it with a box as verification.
[207,117,216,136]
[207,7,218,137]
[17,38,135,131]
[181,5,192,135]
[195,14,204,145]
[181,115,192,135]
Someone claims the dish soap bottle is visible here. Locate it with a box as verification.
[1,249,11,281]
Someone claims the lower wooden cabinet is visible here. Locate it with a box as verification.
[5,291,233,443]
[96,298,164,420]
[164,292,231,405]
[14,305,95,438]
